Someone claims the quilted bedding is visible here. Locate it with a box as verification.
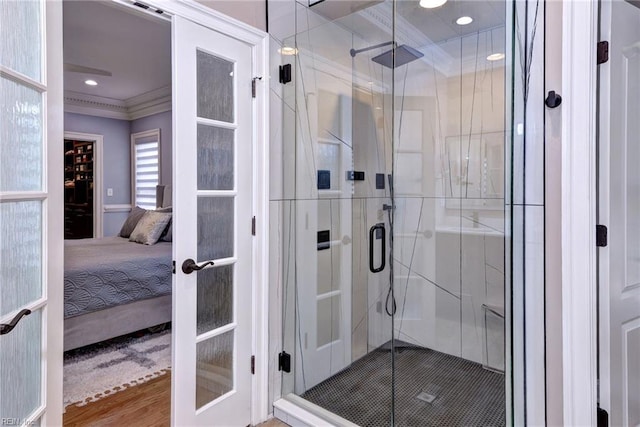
[64,237,172,318]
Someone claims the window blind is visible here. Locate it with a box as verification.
[133,141,159,210]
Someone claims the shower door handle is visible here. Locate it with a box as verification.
[369,223,386,273]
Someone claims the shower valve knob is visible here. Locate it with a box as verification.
[545,90,562,108]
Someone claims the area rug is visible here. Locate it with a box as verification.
[63,329,171,408]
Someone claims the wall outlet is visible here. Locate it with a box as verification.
[107,188,113,197]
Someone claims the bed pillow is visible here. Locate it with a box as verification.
[160,221,172,242]
[156,206,172,242]
[129,211,172,245]
[119,206,147,238]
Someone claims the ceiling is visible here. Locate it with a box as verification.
[395,0,505,45]
[63,1,171,101]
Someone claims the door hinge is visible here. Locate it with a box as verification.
[251,355,255,374]
[596,225,608,247]
[172,260,176,274]
[279,64,292,84]
[597,407,609,427]
[251,77,262,98]
[251,216,256,236]
[278,351,291,373]
[597,41,609,64]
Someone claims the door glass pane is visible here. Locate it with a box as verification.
[196,330,234,409]
[0,309,42,421]
[197,197,234,261]
[197,50,234,123]
[197,265,233,335]
[0,78,43,192]
[197,125,234,191]
[0,0,42,81]
[0,201,42,316]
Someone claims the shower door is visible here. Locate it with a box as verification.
[276,0,523,425]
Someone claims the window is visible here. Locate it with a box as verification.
[131,129,160,210]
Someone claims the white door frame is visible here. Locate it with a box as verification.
[46,0,65,424]
[109,0,270,423]
[560,1,599,425]
[64,131,104,238]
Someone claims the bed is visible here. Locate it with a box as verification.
[63,185,173,351]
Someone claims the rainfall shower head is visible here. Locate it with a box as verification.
[350,42,424,69]
[371,45,424,68]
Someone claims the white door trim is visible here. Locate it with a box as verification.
[64,131,104,238]
[45,0,65,424]
[560,0,599,425]
[110,0,269,423]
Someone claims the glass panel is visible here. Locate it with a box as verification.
[197,50,234,123]
[0,309,42,421]
[277,0,513,425]
[316,295,340,348]
[197,125,234,191]
[0,201,42,316]
[196,330,234,409]
[197,197,234,261]
[0,0,42,81]
[197,265,234,335]
[0,77,43,192]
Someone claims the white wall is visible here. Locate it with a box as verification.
[545,0,564,424]
[196,0,266,31]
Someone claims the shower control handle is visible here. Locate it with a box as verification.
[369,223,386,273]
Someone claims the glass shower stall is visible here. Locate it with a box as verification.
[270,0,537,424]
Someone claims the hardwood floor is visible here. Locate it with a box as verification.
[64,373,171,427]
[63,372,289,427]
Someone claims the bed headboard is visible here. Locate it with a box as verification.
[156,185,172,208]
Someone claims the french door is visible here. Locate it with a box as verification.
[0,0,63,425]
[598,1,640,425]
[172,15,254,426]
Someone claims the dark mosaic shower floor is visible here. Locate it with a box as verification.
[301,345,505,427]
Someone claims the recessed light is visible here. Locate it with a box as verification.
[456,16,473,25]
[84,79,98,86]
[278,46,298,56]
[486,53,505,61]
[419,0,447,9]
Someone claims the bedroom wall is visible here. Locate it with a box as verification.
[64,112,131,236]
[130,111,172,187]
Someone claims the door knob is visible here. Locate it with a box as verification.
[181,258,214,274]
[0,309,31,336]
[545,90,562,108]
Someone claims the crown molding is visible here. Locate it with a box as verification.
[125,85,172,120]
[64,91,129,120]
[64,85,171,121]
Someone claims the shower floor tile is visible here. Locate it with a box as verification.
[300,346,505,427]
